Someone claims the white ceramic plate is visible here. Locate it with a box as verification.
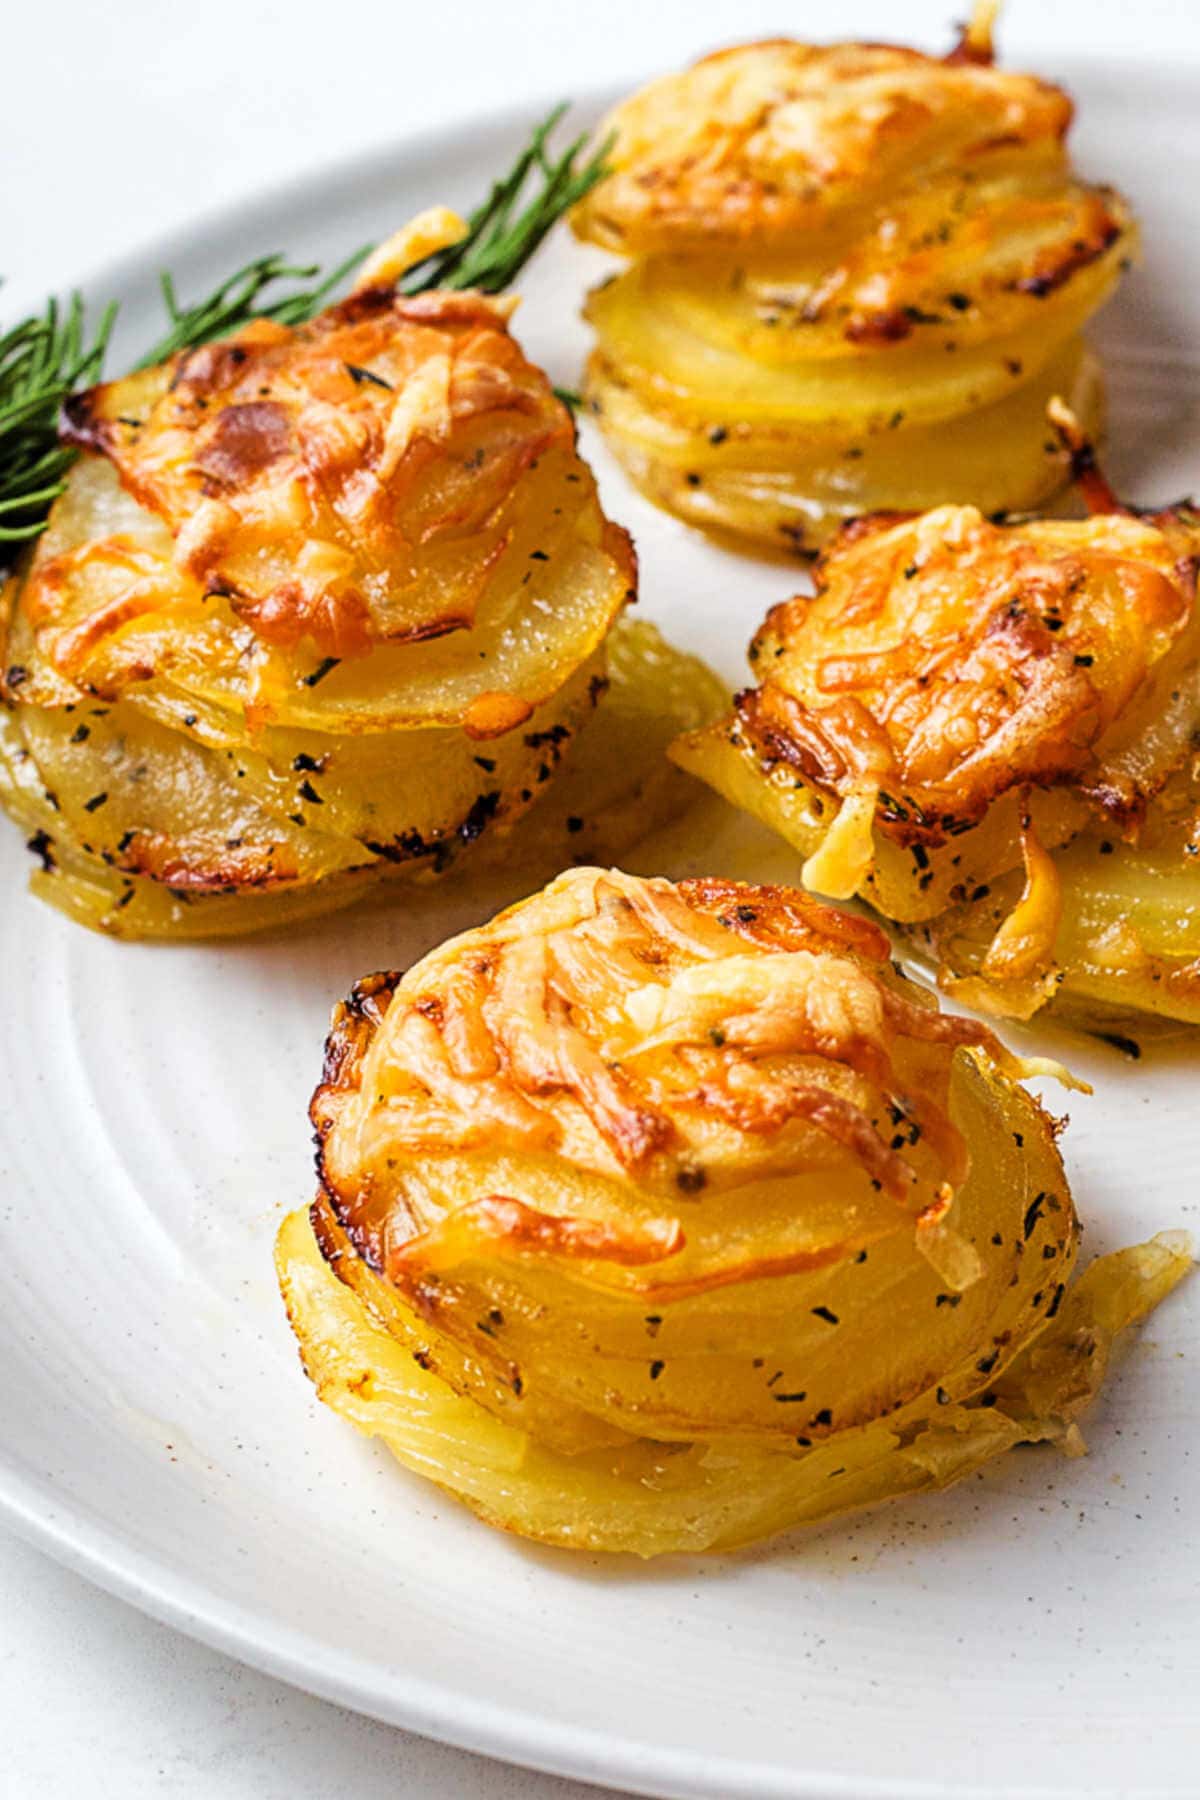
[1,51,1198,1800]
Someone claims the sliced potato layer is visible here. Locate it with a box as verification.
[0,614,719,938]
[15,430,632,736]
[278,1209,1190,1556]
[914,758,1200,1027]
[587,338,1103,552]
[574,29,1135,551]
[477,616,727,875]
[0,273,711,936]
[673,491,1200,1028]
[573,40,1076,256]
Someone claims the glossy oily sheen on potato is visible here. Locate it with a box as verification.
[673,460,1200,1029]
[276,866,1190,1555]
[0,255,718,937]
[0,602,720,940]
[572,13,1135,553]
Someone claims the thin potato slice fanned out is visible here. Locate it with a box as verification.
[481,616,728,876]
[911,758,1200,1027]
[586,338,1103,553]
[0,616,721,939]
[276,1212,1190,1556]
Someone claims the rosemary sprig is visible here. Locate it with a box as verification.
[0,295,116,545]
[136,247,373,369]
[0,106,607,562]
[397,104,610,294]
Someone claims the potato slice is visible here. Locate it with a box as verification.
[483,616,727,874]
[920,759,1200,1028]
[15,449,631,735]
[672,494,1200,1027]
[277,1207,1190,1556]
[572,40,1076,255]
[586,337,1103,554]
[1,616,721,939]
[585,258,1118,434]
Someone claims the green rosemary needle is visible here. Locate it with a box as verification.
[0,294,116,547]
[397,104,609,295]
[135,248,373,370]
[0,105,608,566]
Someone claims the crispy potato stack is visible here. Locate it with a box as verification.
[276,866,1190,1555]
[673,429,1200,1028]
[0,265,717,937]
[572,12,1135,552]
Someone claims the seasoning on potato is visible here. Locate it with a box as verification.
[573,4,1135,554]
[673,407,1200,1029]
[0,216,721,937]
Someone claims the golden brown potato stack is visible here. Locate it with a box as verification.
[0,254,720,937]
[674,416,1200,1030]
[276,866,1189,1555]
[573,10,1136,553]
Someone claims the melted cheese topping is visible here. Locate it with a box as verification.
[573,39,1073,254]
[59,288,573,659]
[314,867,1029,1250]
[734,504,1200,841]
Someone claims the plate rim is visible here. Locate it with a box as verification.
[2,67,1198,1800]
[1,1449,1157,1800]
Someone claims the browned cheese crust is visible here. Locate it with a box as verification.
[574,39,1077,257]
[55,288,573,662]
[311,865,1034,1303]
[735,502,1200,847]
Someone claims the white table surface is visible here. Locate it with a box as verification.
[1,1,1194,1794]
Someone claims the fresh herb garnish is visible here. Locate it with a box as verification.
[137,250,372,370]
[0,295,116,547]
[0,105,608,562]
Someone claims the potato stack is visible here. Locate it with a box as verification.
[0,274,710,938]
[673,444,1200,1028]
[573,22,1136,552]
[276,865,1190,1555]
